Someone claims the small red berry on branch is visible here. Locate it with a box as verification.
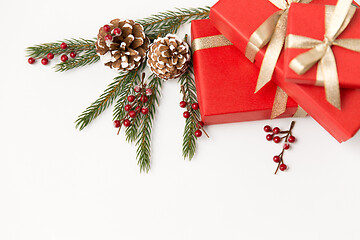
[263,121,296,174]
[41,58,48,65]
[61,54,68,62]
[183,111,190,119]
[113,120,121,128]
[47,53,54,59]
[123,119,131,127]
[195,130,202,138]
[28,57,36,64]
[191,103,199,110]
[70,52,76,58]
[103,24,111,32]
[179,101,187,108]
[180,85,209,138]
[60,42,67,49]
[127,95,135,102]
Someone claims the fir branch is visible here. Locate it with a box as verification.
[136,74,163,172]
[75,68,140,130]
[137,7,210,39]
[26,38,96,58]
[112,65,145,143]
[178,66,202,160]
[54,49,99,72]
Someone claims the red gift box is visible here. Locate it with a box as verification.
[210,0,360,142]
[285,3,360,88]
[191,19,300,125]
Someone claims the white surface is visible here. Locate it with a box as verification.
[1,0,360,239]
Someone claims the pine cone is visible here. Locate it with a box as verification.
[147,34,191,80]
[96,19,149,71]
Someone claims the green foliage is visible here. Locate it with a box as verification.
[26,38,99,71]
[138,7,210,39]
[54,49,99,72]
[178,66,200,160]
[136,74,163,172]
[26,38,96,58]
[75,69,140,130]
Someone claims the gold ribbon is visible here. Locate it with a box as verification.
[191,35,307,118]
[245,0,313,94]
[286,0,359,109]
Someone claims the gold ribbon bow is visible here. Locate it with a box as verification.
[245,0,312,93]
[286,0,359,109]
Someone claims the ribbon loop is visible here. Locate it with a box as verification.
[287,0,359,109]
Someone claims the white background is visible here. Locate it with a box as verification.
[1,0,360,239]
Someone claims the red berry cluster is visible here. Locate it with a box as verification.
[264,121,296,174]
[28,42,77,66]
[114,73,152,134]
[102,24,122,44]
[180,85,208,138]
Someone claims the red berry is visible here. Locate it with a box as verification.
[288,136,296,143]
[124,104,131,111]
[266,134,273,141]
[41,58,48,65]
[273,156,280,163]
[61,54,68,62]
[191,103,199,110]
[273,127,280,134]
[28,57,35,64]
[195,130,202,138]
[60,42,67,49]
[273,136,281,143]
[103,24,110,32]
[70,52,76,58]
[183,111,190,118]
[113,27,121,35]
[113,120,121,128]
[134,85,141,92]
[196,121,204,128]
[141,107,149,115]
[135,106,141,112]
[127,95,135,102]
[179,101,187,108]
[47,53,54,59]
[105,34,113,41]
[129,111,136,118]
[279,164,287,171]
[146,88,153,96]
[283,143,290,150]
[140,95,148,103]
[264,125,272,132]
[123,119,131,127]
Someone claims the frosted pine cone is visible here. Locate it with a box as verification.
[147,34,191,80]
[96,19,149,71]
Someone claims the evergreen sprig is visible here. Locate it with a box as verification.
[75,68,141,130]
[138,7,210,39]
[54,49,99,72]
[178,66,201,160]
[112,65,145,143]
[136,74,162,172]
[26,38,96,58]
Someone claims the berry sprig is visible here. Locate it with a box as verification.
[113,73,152,134]
[264,121,296,174]
[27,42,89,66]
[180,85,209,138]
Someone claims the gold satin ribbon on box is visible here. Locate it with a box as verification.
[286,0,360,109]
[191,35,307,118]
[245,0,313,94]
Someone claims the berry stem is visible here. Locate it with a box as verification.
[274,121,295,175]
[180,85,209,138]
[117,73,148,135]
